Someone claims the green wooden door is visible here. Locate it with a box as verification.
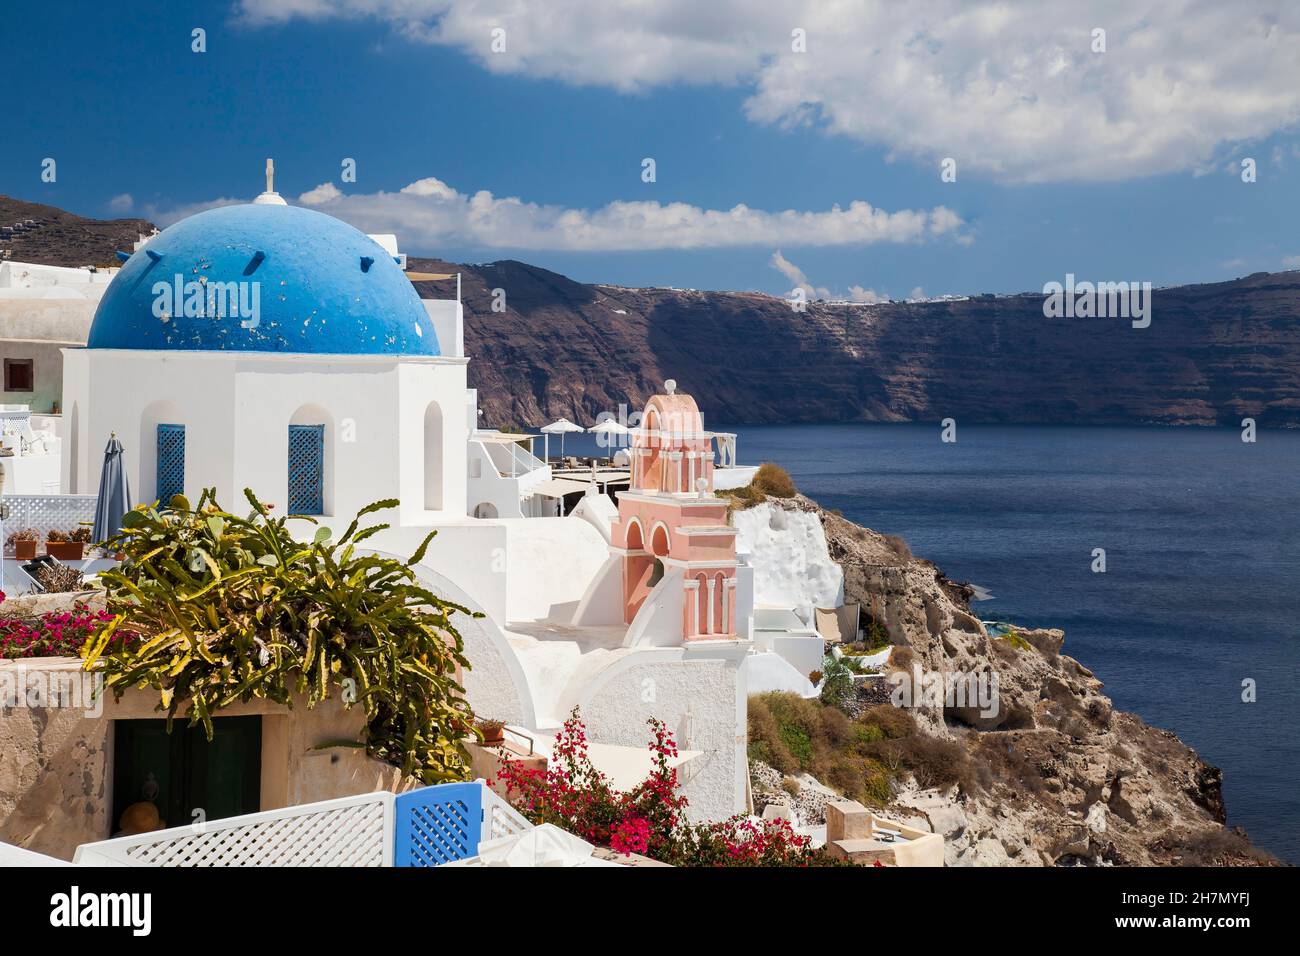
[111,716,261,834]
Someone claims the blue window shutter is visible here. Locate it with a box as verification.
[156,424,185,505]
[287,424,324,514]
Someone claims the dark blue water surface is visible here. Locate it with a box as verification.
[725,423,1300,863]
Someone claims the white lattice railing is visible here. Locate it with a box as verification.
[72,792,395,867]
[69,782,536,867]
[482,783,533,843]
[0,494,97,541]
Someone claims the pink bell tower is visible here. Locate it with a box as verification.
[610,381,739,641]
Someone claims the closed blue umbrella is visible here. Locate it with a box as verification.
[92,433,133,547]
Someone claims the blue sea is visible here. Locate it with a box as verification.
[731,423,1300,864]
[560,422,1299,860]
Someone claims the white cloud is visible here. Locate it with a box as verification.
[145,197,244,226]
[1282,255,1300,270]
[280,176,962,252]
[298,181,343,205]
[236,0,1300,183]
[770,249,822,297]
[144,178,960,252]
[107,193,134,213]
[770,250,884,302]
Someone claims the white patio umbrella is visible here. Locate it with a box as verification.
[587,418,630,437]
[587,417,630,457]
[541,417,584,462]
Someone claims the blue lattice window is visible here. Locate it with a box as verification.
[156,424,185,505]
[394,782,482,866]
[287,424,324,515]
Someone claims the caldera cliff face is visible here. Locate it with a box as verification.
[759,495,1273,866]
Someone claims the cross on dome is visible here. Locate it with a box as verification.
[253,157,288,206]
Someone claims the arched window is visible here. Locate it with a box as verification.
[287,425,323,514]
[288,404,333,516]
[473,502,499,519]
[714,572,726,636]
[650,522,671,558]
[156,424,186,505]
[696,572,709,635]
[424,401,443,510]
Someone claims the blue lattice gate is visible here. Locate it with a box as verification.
[393,783,483,866]
[287,424,324,515]
[156,423,185,505]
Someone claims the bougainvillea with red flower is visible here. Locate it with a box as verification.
[0,602,126,659]
[497,707,849,867]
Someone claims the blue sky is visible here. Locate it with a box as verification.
[2,1,1298,299]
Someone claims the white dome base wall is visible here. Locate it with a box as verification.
[60,349,468,524]
[377,549,538,729]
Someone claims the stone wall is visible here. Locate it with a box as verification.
[0,655,410,861]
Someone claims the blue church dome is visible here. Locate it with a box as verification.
[87,203,439,355]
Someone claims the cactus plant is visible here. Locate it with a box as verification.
[84,488,479,784]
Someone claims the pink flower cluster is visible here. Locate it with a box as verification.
[0,602,123,659]
[496,707,837,867]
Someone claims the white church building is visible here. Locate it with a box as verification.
[47,175,773,820]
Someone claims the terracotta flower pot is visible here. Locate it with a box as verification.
[46,541,85,560]
[14,540,36,560]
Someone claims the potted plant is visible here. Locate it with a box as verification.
[46,529,85,561]
[475,718,506,746]
[7,527,39,561]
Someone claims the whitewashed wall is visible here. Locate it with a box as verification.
[502,517,609,623]
[61,349,467,523]
[578,648,748,822]
[733,502,844,610]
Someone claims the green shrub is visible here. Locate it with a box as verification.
[819,654,855,708]
[840,655,866,674]
[889,645,916,670]
[863,735,977,793]
[883,534,912,562]
[85,489,477,784]
[752,462,797,498]
[779,722,814,765]
[718,482,765,515]
[748,692,965,805]
[864,618,890,651]
[859,758,895,805]
[853,723,885,746]
[860,703,916,740]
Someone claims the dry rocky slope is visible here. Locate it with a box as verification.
[771,493,1272,866]
[0,196,153,269]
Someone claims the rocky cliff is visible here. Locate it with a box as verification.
[408,257,1300,429]
[764,493,1273,866]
